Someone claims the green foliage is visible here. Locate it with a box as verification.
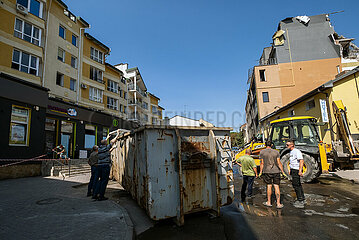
[231,131,244,147]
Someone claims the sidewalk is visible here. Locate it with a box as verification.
[0,174,133,240]
[331,170,359,184]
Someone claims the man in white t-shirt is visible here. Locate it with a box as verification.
[286,140,305,208]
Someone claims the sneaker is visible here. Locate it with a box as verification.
[293,201,305,209]
[98,197,109,201]
[92,195,98,200]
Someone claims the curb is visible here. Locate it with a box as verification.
[111,200,135,240]
[330,172,359,184]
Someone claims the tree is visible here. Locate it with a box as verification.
[231,131,245,147]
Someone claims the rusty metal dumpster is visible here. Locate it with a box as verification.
[111,125,234,225]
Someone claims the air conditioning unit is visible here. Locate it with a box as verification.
[81,83,87,89]
[16,4,28,15]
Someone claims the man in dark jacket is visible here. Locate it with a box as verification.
[93,130,120,201]
[87,145,98,197]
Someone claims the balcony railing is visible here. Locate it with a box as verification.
[128,84,147,97]
[259,58,277,66]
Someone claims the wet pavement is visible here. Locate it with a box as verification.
[221,166,359,240]
[138,165,359,240]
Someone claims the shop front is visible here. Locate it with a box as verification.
[46,98,136,159]
[0,73,48,160]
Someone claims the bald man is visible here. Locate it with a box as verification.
[236,148,258,201]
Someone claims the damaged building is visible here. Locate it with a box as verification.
[246,14,359,140]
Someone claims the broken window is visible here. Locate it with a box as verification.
[259,70,266,82]
[56,72,64,87]
[272,30,285,46]
[288,109,295,117]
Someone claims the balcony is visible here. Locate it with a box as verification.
[259,57,277,66]
[128,83,147,97]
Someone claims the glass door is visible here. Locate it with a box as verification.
[61,120,74,158]
[45,118,57,157]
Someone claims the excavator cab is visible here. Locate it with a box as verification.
[268,116,323,182]
[269,117,320,151]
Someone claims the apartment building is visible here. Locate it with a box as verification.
[0,0,138,163]
[148,92,164,125]
[0,0,163,176]
[246,14,359,140]
[115,63,150,125]
[0,0,49,162]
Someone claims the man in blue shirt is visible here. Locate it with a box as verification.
[93,130,120,201]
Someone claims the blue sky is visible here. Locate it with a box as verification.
[64,0,359,131]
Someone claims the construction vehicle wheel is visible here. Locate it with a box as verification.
[280,153,320,183]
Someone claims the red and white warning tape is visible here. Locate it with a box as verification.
[0,154,60,168]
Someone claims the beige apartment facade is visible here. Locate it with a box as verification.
[0,0,138,167]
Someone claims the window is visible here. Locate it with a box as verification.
[89,87,103,103]
[288,109,295,117]
[152,106,158,114]
[17,0,43,18]
[70,78,76,91]
[9,105,31,146]
[152,117,157,125]
[71,56,77,68]
[90,47,103,64]
[107,97,118,110]
[120,104,123,113]
[123,92,127,100]
[57,48,65,62]
[292,120,319,146]
[107,79,118,93]
[259,70,266,82]
[84,124,96,149]
[262,92,269,102]
[11,49,39,75]
[90,66,103,83]
[123,106,127,113]
[72,34,78,47]
[143,102,148,109]
[144,114,148,122]
[59,25,65,39]
[306,99,315,111]
[56,72,64,86]
[14,18,41,46]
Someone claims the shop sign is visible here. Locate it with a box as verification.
[113,119,119,127]
[67,108,77,116]
[48,105,78,117]
[319,99,329,123]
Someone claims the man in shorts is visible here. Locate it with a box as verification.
[259,141,285,208]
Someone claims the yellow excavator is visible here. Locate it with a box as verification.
[236,100,359,182]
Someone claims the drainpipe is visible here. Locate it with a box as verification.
[42,0,52,87]
[77,26,90,104]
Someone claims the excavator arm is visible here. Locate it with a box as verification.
[332,100,359,157]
